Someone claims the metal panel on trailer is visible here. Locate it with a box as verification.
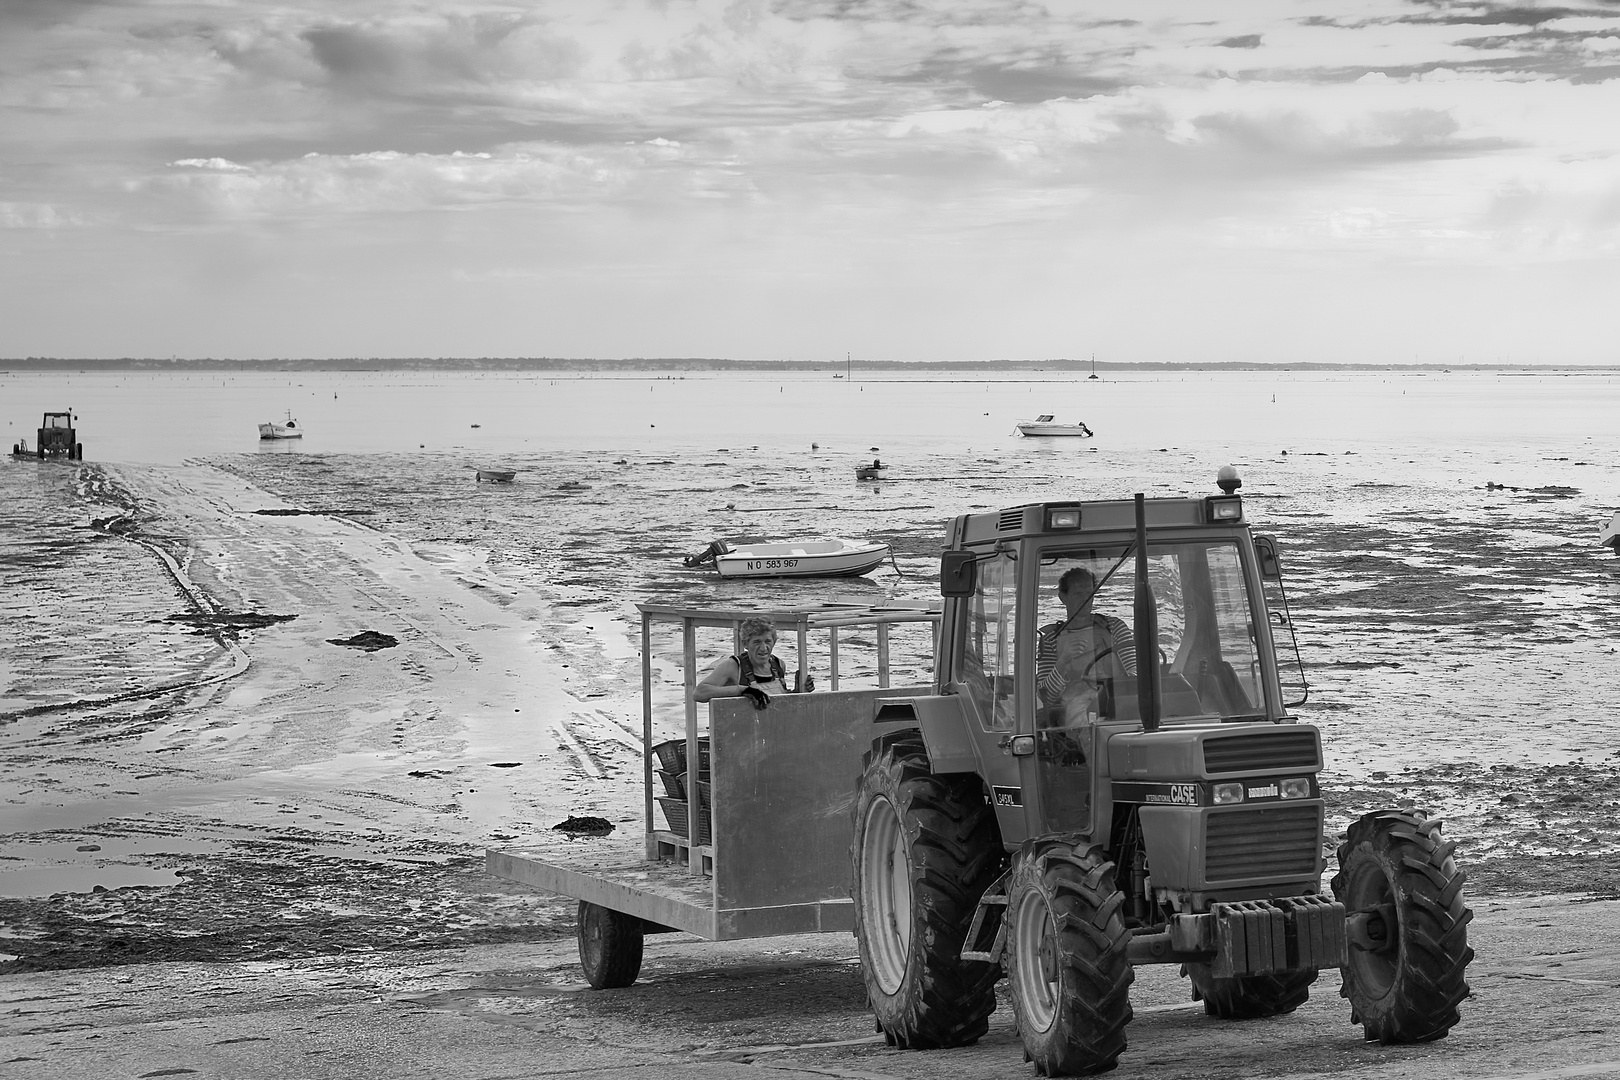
[709,686,927,936]
[486,848,717,939]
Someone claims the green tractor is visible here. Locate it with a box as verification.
[851,471,1473,1075]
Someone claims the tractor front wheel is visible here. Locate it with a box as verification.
[1005,841,1133,1076]
[577,900,644,989]
[1332,810,1473,1043]
[1183,963,1317,1019]
[851,734,1003,1049]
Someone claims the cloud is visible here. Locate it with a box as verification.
[0,202,89,229]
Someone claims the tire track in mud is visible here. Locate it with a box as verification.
[0,466,250,725]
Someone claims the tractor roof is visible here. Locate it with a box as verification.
[949,495,1242,546]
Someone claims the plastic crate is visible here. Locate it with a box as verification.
[656,796,712,845]
[656,769,686,799]
[651,738,711,775]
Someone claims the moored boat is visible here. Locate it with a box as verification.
[258,412,302,440]
[476,470,517,483]
[1601,512,1620,554]
[1014,414,1093,438]
[854,458,889,481]
[683,538,891,579]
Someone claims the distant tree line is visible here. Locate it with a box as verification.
[1,357,1604,373]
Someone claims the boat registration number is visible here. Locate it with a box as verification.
[746,558,799,570]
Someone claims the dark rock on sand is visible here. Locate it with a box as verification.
[327,631,399,651]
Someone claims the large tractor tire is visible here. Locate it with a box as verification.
[1005,841,1134,1076]
[851,734,1004,1049]
[1183,963,1317,1019]
[578,900,644,989]
[1331,810,1473,1043]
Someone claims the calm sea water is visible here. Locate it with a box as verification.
[4,368,1619,779]
[4,367,1618,462]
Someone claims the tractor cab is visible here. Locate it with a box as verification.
[926,479,1308,848]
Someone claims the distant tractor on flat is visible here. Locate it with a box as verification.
[35,411,81,459]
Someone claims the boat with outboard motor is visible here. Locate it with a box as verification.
[683,538,890,579]
[1014,415,1093,438]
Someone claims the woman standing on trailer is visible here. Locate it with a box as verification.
[693,616,813,709]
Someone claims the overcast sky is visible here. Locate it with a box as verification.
[2,1,1618,363]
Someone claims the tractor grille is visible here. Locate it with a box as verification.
[1204,805,1322,882]
[1201,730,1318,775]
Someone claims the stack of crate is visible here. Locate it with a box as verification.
[652,738,712,845]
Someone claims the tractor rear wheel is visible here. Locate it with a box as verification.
[1183,963,1317,1019]
[1332,810,1473,1043]
[577,900,644,989]
[851,734,1003,1049]
[1005,841,1133,1076]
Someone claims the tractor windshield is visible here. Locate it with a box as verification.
[1035,540,1266,725]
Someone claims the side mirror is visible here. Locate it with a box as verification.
[940,550,977,597]
[1254,534,1282,580]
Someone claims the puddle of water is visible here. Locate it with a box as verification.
[0,864,182,897]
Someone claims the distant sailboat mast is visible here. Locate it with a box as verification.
[1088,353,1099,381]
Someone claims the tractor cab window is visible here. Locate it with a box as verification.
[45,415,69,429]
[1036,540,1264,726]
[960,550,1017,732]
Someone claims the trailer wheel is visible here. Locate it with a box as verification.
[1006,841,1133,1076]
[851,735,1003,1049]
[1183,963,1316,1019]
[1332,810,1473,1043]
[578,900,644,989]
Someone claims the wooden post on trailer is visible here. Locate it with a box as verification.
[877,623,891,688]
[796,621,808,687]
[682,616,702,875]
[642,611,656,859]
[828,627,839,691]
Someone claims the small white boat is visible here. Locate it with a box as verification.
[855,459,889,481]
[476,470,517,483]
[1015,415,1094,438]
[685,538,891,579]
[1601,512,1620,554]
[258,413,302,440]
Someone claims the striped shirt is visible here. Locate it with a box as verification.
[1036,614,1138,707]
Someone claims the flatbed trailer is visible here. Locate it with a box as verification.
[486,601,939,970]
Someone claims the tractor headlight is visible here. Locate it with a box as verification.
[1045,506,1082,530]
[1213,782,1245,805]
[1204,495,1243,523]
[1279,777,1312,799]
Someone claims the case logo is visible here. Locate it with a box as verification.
[991,786,1023,807]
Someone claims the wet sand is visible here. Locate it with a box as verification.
[2,461,651,966]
